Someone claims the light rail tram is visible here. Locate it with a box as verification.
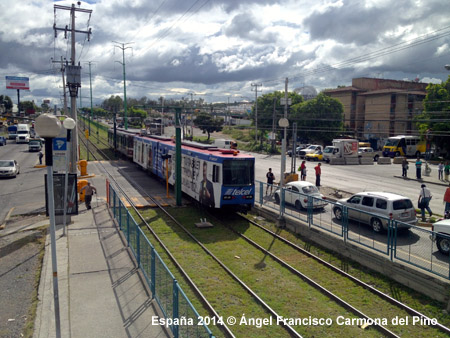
[108,128,255,210]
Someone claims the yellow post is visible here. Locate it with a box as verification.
[77,179,88,202]
[78,160,88,176]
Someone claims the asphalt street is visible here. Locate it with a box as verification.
[252,153,448,217]
[0,140,46,225]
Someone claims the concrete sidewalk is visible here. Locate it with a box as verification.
[33,197,168,338]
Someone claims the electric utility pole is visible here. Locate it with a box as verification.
[113,41,133,130]
[251,83,262,142]
[54,3,92,174]
[51,56,68,115]
[83,61,95,161]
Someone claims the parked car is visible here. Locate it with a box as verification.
[432,219,450,255]
[298,145,322,159]
[0,136,6,146]
[358,147,380,162]
[333,192,417,233]
[274,181,327,210]
[287,144,309,157]
[305,150,323,161]
[0,160,20,178]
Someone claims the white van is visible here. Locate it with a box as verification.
[213,139,237,149]
[16,124,31,143]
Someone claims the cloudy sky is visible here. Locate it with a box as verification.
[1,0,450,108]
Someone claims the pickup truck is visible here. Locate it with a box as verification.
[358,147,381,162]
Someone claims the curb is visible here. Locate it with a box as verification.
[393,175,449,187]
[0,207,15,230]
[0,230,44,258]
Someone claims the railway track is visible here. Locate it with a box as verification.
[78,125,236,337]
[230,212,450,336]
[80,123,450,337]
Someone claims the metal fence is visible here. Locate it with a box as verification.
[107,182,214,338]
[256,180,450,280]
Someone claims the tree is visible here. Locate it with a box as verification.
[291,93,344,144]
[20,100,37,114]
[417,77,450,156]
[41,102,49,112]
[0,95,13,111]
[101,95,123,113]
[253,91,303,141]
[193,112,224,141]
[128,107,148,127]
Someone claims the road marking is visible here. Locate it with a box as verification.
[0,207,15,230]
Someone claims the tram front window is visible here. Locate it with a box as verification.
[223,160,254,186]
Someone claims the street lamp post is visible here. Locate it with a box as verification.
[62,117,76,236]
[34,113,63,338]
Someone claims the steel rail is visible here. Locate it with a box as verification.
[238,213,450,336]
[113,170,302,338]
[78,127,236,337]
[224,221,399,337]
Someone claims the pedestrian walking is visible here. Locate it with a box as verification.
[38,150,43,165]
[438,162,444,181]
[418,184,432,221]
[80,182,97,210]
[266,168,275,195]
[443,183,450,214]
[401,158,408,178]
[445,161,450,182]
[298,161,307,181]
[415,157,422,180]
[314,162,321,188]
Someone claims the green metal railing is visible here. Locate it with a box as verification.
[257,180,450,280]
[107,182,214,338]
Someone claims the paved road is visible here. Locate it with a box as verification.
[252,153,448,216]
[0,140,46,225]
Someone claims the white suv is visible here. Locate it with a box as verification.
[432,219,450,255]
[333,192,417,233]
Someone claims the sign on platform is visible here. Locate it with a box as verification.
[45,173,78,216]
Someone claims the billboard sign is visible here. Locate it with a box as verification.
[6,76,30,90]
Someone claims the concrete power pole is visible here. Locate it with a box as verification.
[251,83,262,142]
[54,3,92,173]
[113,41,133,130]
[51,56,68,115]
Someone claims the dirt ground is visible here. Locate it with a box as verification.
[0,215,47,338]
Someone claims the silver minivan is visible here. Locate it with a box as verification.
[333,192,417,233]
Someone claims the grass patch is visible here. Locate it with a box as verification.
[241,211,450,332]
[135,206,386,337]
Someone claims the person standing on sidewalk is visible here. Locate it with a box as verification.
[80,182,97,210]
[415,157,422,180]
[401,158,408,178]
[314,162,321,188]
[266,168,275,195]
[438,162,444,181]
[445,161,450,182]
[444,183,450,215]
[38,150,43,165]
[418,184,432,221]
[299,161,306,181]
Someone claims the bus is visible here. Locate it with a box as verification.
[382,135,425,158]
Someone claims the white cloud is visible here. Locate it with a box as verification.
[0,0,449,105]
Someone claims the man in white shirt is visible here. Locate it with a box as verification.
[418,184,432,221]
